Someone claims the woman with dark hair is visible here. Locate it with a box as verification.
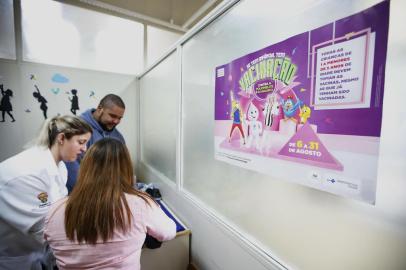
[44,138,176,269]
[0,115,92,269]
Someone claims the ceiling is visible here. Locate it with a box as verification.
[60,0,224,32]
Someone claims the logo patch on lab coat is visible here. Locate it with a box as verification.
[37,192,48,203]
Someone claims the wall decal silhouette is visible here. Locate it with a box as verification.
[69,89,79,115]
[33,85,48,119]
[51,73,69,83]
[0,84,15,122]
[51,88,60,94]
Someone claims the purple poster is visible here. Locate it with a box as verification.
[214,1,389,204]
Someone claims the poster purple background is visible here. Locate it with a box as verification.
[215,1,389,137]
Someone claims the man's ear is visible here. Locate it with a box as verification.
[95,105,103,115]
[96,105,103,111]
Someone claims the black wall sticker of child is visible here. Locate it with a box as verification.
[0,84,16,122]
[69,89,79,115]
[33,85,48,119]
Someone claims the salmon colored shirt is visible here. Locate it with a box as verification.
[44,194,176,270]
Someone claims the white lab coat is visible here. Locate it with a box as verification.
[0,146,68,269]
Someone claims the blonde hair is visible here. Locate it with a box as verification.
[35,115,92,148]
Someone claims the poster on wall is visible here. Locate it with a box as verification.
[214,1,389,204]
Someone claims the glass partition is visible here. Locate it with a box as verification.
[147,25,182,67]
[181,0,406,269]
[140,52,178,183]
[0,0,16,60]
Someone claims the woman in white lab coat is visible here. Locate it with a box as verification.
[0,115,92,270]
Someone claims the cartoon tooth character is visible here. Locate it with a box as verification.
[246,102,262,150]
[299,105,311,124]
[228,91,246,145]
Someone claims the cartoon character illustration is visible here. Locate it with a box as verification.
[69,89,79,115]
[228,91,246,145]
[261,93,280,154]
[281,95,302,120]
[0,84,16,122]
[33,85,48,119]
[263,93,280,128]
[299,105,311,124]
[246,102,262,150]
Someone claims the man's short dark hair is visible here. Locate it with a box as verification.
[99,94,125,109]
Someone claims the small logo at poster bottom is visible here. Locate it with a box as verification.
[323,174,361,195]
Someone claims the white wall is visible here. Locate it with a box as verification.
[0,60,137,164]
